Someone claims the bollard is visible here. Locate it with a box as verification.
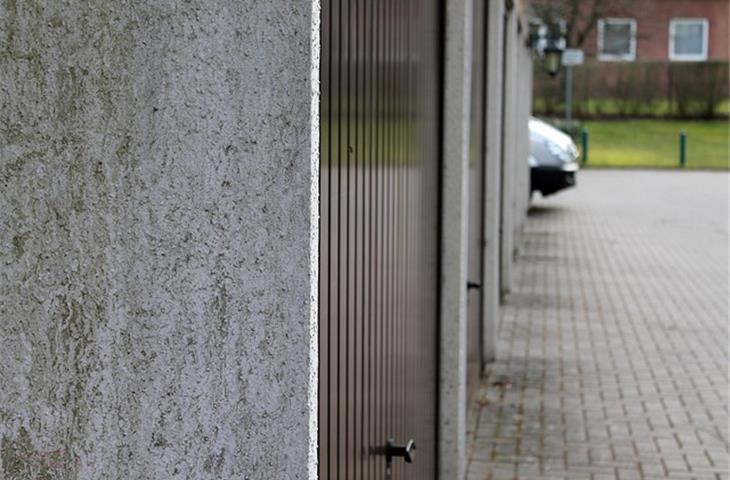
[679,130,687,168]
[581,128,589,164]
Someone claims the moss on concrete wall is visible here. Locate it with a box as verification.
[0,1,318,478]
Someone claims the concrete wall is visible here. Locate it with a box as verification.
[513,34,533,239]
[499,8,519,298]
[439,0,473,477]
[440,0,534,476]
[0,2,319,479]
[481,0,507,364]
[481,0,533,363]
[498,3,533,300]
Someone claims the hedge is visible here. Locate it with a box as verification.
[533,60,730,119]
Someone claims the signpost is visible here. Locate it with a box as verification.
[561,49,584,128]
[562,49,584,66]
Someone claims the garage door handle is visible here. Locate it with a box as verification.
[467,281,481,290]
[386,438,416,464]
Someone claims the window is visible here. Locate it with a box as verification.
[598,19,637,61]
[669,19,709,61]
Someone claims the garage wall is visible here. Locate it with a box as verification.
[440,0,473,477]
[498,1,533,300]
[440,0,534,476]
[482,0,506,363]
[0,0,536,478]
[499,8,518,298]
[513,27,534,242]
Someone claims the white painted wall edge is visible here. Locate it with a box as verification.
[307,1,321,478]
[439,0,473,478]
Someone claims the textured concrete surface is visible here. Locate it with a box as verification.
[481,0,506,364]
[499,8,518,298]
[467,170,729,479]
[440,0,474,477]
[512,46,532,247]
[0,2,318,479]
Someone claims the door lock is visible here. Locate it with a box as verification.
[386,438,416,464]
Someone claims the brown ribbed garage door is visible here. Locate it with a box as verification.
[319,0,442,479]
[467,0,488,406]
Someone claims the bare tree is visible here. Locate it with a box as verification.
[531,0,630,48]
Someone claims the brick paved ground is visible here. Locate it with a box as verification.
[467,170,729,480]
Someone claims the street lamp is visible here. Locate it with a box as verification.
[543,44,563,77]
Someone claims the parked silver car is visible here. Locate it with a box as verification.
[529,117,579,196]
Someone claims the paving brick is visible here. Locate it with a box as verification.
[466,171,729,480]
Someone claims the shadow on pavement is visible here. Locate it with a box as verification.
[527,204,566,218]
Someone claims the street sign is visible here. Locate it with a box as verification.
[562,49,584,66]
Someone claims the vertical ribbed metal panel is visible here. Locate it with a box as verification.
[319,1,442,478]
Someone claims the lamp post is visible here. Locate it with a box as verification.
[564,60,573,127]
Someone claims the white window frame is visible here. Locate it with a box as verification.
[669,18,709,61]
[597,18,637,61]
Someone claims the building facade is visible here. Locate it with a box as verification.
[580,0,729,62]
[533,0,729,119]
[0,1,534,479]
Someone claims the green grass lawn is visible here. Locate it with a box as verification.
[580,120,729,169]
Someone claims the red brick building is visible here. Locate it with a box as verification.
[533,0,729,118]
[579,0,729,62]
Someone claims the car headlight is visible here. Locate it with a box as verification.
[546,140,577,163]
[568,143,578,159]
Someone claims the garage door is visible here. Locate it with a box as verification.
[319,0,443,478]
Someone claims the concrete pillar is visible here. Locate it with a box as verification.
[514,45,525,231]
[500,9,519,298]
[0,2,319,479]
[482,0,507,363]
[518,40,534,231]
[514,39,533,233]
[439,0,473,477]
